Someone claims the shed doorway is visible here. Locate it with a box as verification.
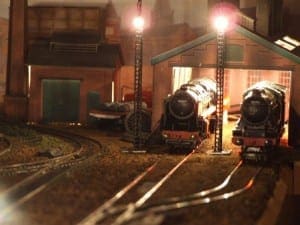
[171,67,292,143]
[42,79,80,123]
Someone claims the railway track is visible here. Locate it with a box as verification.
[0,125,103,221]
[0,135,12,157]
[77,149,195,225]
[0,123,269,225]
[77,153,264,225]
[0,125,103,175]
[0,152,102,219]
[133,163,263,221]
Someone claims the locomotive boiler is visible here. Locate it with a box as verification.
[161,78,216,149]
[232,81,286,161]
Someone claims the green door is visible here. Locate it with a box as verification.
[43,79,80,122]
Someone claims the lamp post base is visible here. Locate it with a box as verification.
[122,147,147,154]
[207,149,232,155]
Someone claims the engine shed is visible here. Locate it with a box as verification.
[151,25,300,147]
[3,1,125,124]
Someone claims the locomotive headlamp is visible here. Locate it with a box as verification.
[162,133,168,139]
[235,138,243,145]
[265,139,272,146]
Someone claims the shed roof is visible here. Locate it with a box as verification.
[27,41,123,68]
[151,25,300,65]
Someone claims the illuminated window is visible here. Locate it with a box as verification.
[172,67,192,93]
[283,36,300,47]
[247,70,261,87]
[275,39,296,51]
[275,36,300,51]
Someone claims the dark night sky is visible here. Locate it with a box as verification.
[0,0,299,28]
[0,0,250,28]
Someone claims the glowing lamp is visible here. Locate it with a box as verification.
[213,15,229,33]
[133,16,144,32]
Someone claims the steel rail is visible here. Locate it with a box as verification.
[142,160,243,208]
[0,126,102,175]
[0,151,102,218]
[0,126,103,219]
[0,153,80,175]
[77,161,158,225]
[0,136,12,157]
[131,166,263,222]
[111,150,195,225]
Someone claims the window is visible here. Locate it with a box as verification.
[279,71,291,102]
[247,70,261,87]
[279,71,291,89]
[225,44,244,62]
[172,67,192,93]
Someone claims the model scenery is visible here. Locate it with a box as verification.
[232,81,286,161]
[160,78,217,149]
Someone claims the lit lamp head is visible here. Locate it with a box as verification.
[211,2,237,33]
[213,15,229,33]
[133,16,145,32]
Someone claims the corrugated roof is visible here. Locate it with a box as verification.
[151,25,300,65]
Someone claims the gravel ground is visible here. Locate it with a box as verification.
[0,121,289,225]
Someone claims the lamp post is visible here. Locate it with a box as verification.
[208,13,232,155]
[133,0,144,150]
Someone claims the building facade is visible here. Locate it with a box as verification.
[151,26,300,146]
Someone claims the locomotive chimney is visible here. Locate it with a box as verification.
[256,0,283,37]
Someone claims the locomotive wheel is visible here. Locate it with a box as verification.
[124,109,151,135]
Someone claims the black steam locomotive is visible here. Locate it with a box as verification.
[161,78,216,149]
[232,81,286,161]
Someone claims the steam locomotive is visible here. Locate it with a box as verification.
[161,78,216,149]
[232,81,286,161]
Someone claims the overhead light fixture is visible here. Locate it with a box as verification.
[275,39,296,51]
[283,35,300,47]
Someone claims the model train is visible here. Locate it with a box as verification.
[160,78,216,149]
[232,81,286,161]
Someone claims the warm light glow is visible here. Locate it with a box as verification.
[210,2,238,33]
[275,39,295,51]
[111,81,115,103]
[133,16,144,31]
[223,97,230,124]
[214,15,229,32]
[283,36,300,47]
[28,65,31,97]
